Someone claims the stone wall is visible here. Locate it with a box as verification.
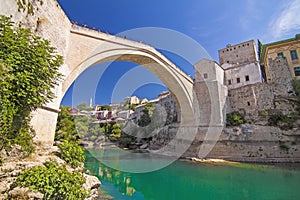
[0,0,71,58]
[183,124,300,162]
[227,56,297,121]
[218,40,258,66]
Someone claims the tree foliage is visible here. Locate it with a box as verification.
[77,102,92,111]
[137,103,154,127]
[100,104,111,111]
[0,15,62,152]
[58,140,85,167]
[55,106,78,142]
[111,123,121,138]
[55,106,85,167]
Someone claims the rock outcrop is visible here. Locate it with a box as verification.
[0,145,101,200]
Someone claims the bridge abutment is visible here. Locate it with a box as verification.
[30,106,60,147]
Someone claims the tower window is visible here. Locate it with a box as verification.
[247,101,251,106]
[228,80,232,85]
[237,77,240,83]
[245,75,250,81]
[203,73,208,79]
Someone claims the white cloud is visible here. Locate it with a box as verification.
[270,0,300,39]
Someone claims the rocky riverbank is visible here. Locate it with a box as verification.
[0,145,103,200]
[89,124,300,163]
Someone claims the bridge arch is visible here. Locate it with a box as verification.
[31,28,196,146]
[63,47,195,124]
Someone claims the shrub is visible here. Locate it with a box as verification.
[268,111,297,130]
[58,140,85,167]
[268,111,289,126]
[226,111,246,126]
[118,137,133,148]
[17,161,88,200]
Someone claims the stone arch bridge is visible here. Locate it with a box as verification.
[0,0,226,147]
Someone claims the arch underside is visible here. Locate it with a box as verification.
[63,49,195,125]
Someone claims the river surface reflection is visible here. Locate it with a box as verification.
[85,150,300,200]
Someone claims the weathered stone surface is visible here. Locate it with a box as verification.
[139,143,148,149]
[183,124,300,162]
[83,174,101,190]
[8,187,44,199]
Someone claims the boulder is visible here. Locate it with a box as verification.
[83,174,101,190]
[139,143,148,149]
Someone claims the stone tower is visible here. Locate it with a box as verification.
[218,40,262,90]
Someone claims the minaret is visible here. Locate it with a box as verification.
[89,97,93,108]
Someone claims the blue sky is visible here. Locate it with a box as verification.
[58,0,300,107]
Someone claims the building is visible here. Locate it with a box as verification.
[117,110,134,120]
[69,107,79,115]
[218,40,263,89]
[109,102,124,111]
[140,98,148,104]
[131,104,146,121]
[125,96,140,105]
[260,34,300,81]
[131,92,180,124]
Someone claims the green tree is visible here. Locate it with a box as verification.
[0,15,63,152]
[55,106,86,166]
[136,103,155,128]
[226,111,246,127]
[111,123,121,138]
[138,109,152,127]
[77,102,92,111]
[74,115,91,138]
[55,106,79,142]
[100,104,112,111]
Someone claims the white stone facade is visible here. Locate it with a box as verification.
[223,62,262,90]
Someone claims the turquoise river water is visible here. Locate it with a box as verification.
[84,150,300,200]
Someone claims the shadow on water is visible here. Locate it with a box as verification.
[85,150,300,200]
